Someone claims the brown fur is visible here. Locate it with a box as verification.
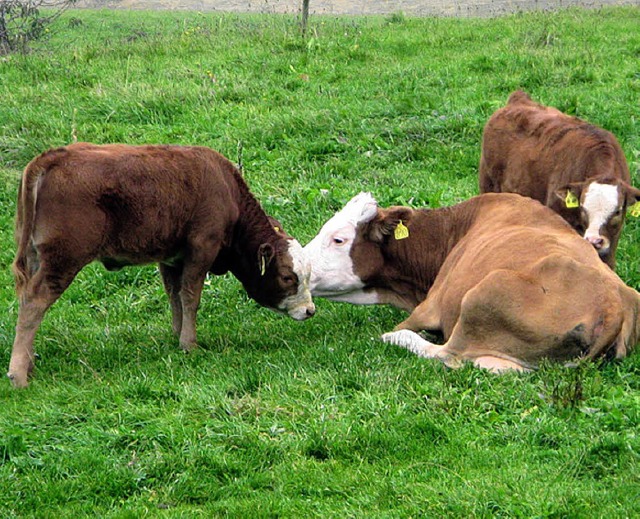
[479,90,640,269]
[355,194,640,370]
[9,143,309,387]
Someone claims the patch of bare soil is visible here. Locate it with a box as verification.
[75,0,636,18]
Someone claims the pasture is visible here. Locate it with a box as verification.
[0,6,639,516]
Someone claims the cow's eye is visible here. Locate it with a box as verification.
[333,237,345,245]
[281,275,295,284]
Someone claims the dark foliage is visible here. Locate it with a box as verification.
[0,0,75,54]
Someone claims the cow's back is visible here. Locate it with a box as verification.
[478,91,630,208]
[29,143,241,264]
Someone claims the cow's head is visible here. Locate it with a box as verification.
[556,178,640,257]
[303,192,412,304]
[246,236,315,321]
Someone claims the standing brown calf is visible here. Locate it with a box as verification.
[479,90,640,269]
[9,143,315,388]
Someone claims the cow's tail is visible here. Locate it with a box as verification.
[507,90,532,105]
[13,152,52,299]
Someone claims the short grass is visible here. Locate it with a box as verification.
[1,6,639,517]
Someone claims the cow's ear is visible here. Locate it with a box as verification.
[625,184,640,207]
[368,207,413,243]
[556,183,583,209]
[258,243,275,276]
[267,216,289,237]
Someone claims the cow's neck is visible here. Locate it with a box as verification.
[213,170,281,287]
[374,201,480,310]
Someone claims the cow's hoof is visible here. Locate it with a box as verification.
[179,342,198,353]
[381,329,420,347]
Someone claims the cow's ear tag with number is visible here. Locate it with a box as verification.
[628,201,640,218]
[565,191,580,208]
[394,221,409,240]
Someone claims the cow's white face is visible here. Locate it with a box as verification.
[278,239,315,320]
[304,193,380,304]
[580,182,623,254]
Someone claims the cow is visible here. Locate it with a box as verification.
[8,143,316,388]
[479,90,640,269]
[303,192,640,372]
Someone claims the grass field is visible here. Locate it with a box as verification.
[1,6,639,517]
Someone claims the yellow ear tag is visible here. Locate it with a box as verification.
[273,226,281,233]
[565,191,580,209]
[394,221,409,240]
[260,256,266,276]
[628,201,640,218]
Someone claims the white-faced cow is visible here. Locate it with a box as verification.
[479,90,640,269]
[304,192,640,372]
[9,143,315,388]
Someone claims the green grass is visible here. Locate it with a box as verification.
[1,6,640,517]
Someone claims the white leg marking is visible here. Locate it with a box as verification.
[381,330,441,358]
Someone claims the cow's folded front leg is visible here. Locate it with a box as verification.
[381,330,443,358]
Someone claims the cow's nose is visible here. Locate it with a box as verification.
[587,237,604,249]
[306,307,316,318]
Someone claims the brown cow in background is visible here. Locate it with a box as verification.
[479,90,640,269]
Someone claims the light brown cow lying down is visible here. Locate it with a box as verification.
[9,143,315,388]
[303,192,640,372]
[479,90,640,269]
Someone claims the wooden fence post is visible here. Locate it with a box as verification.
[301,0,310,36]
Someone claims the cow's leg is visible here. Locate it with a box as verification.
[8,262,81,388]
[478,163,501,194]
[393,296,442,333]
[386,318,530,372]
[437,261,620,370]
[176,243,221,351]
[478,175,492,193]
[381,329,445,359]
[176,265,208,351]
[159,264,183,337]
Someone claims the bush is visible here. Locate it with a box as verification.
[0,0,75,54]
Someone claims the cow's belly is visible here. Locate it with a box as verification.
[98,249,186,270]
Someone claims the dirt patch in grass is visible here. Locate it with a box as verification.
[75,0,636,18]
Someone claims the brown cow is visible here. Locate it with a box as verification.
[303,192,640,372]
[9,143,315,388]
[479,90,640,269]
